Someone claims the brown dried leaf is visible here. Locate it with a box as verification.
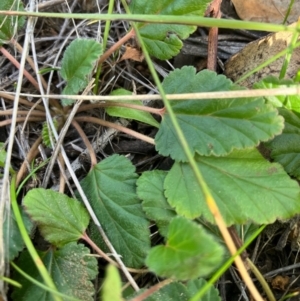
[119,45,144,62]
[271,275,290,291]
[224,27,300,87]
[231,0,300,24]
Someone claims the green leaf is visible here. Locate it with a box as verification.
[106,89,159,127]
[23,188,90,247]
[11,243,98,301]
[146,216,224,280]
[0,0,25,45]
[130,0,210,60]
[137,170,176,237]
[80,154,150,268]
[4,206,33,261]
[254,76,300,112]
[165,148,300,224]
[155,67,284,162]
[60,39,102,106]
[264,108,300,179]
[102,265,123,301]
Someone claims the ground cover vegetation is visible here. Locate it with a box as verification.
[1,0,300,300]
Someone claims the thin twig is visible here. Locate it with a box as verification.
[74,116,155,145]
[0,47,40,90]
[130,278,173,301]
[97,28,135,65]
[71,120,97,168]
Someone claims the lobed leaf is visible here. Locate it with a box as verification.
[80,154,150,268]
[155,67,284,162]
[0,0,25,45]
[130,0,210,60]
[165,148,300,224]
[136,170,176,237]
[60,39,102,106]
[264,108,300,179]
[23,188,90,247]
[146,216,224,280]
[106,89,159,127]
[11,243,98,301]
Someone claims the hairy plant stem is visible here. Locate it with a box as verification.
[77,102,163,115]
[74,116,155,145]
[71,120,97,168]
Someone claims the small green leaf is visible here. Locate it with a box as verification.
[155,67,284,161]
[11,243,98,301]
[60,39,103,106]
[106,89,159,127]
[137,170,176,237]
[102,265,123,301]
[264,108,300,179]
[23,188,90,247]
[254,76,300,112]
[130,0,210,60]
[0,0,25,45]
[80,154,150,268]
[146,216,224,280]
[165,148,300,224]
[4,206,33,261]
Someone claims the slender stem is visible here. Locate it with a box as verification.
[247,258,276,301]
[0,46,39,90]
[97,28,135,66]
[0,110,46,117]
[74,116,155,145]
[0,91,45,111]
[0,11,295,33]
[10,173,62,301]
[0,117,45,127]
[130,278,173,301]
[71,120,97,168]
[76,102,163,115]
